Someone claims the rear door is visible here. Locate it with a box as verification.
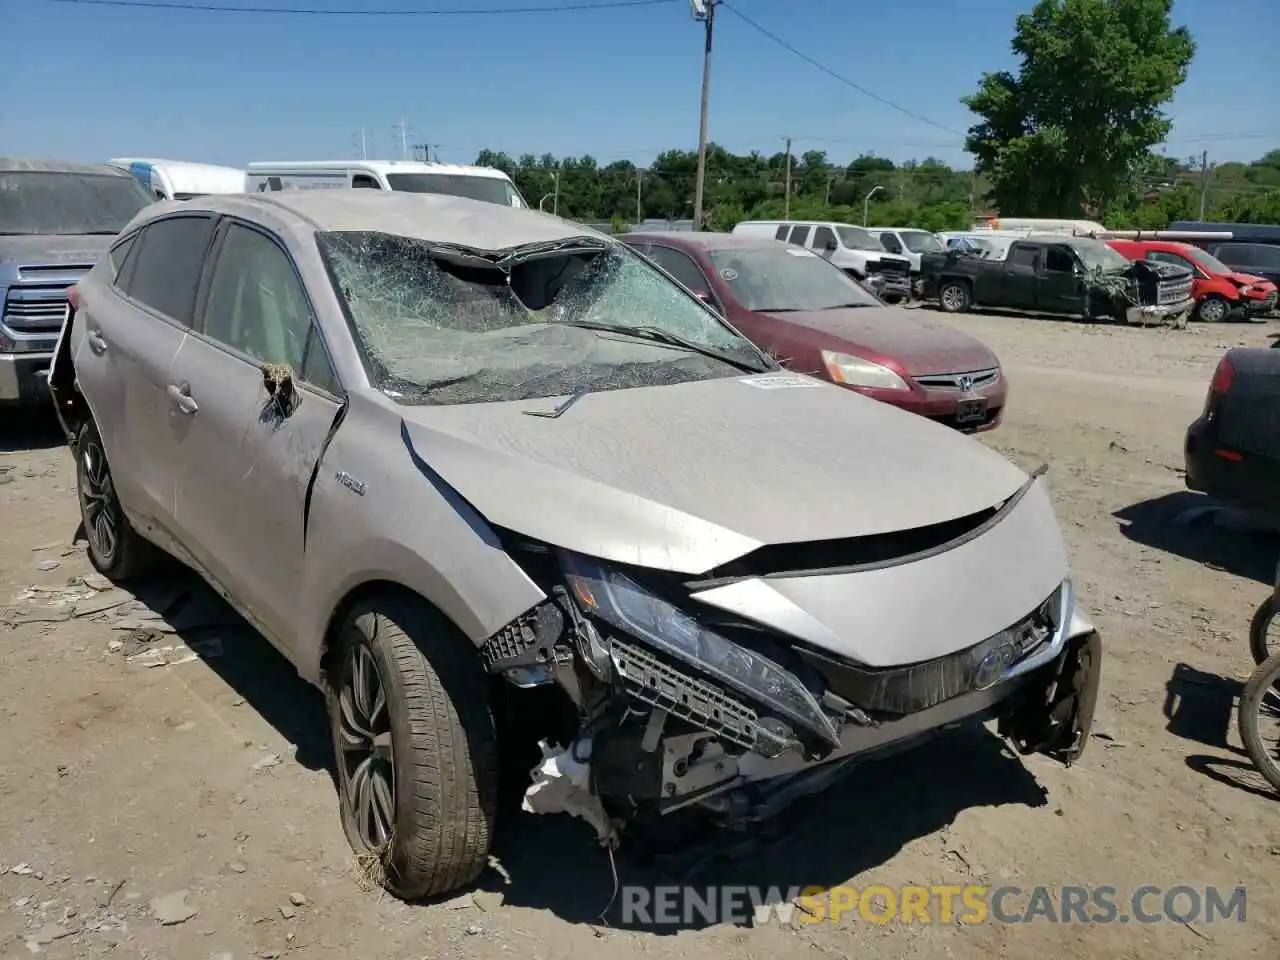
[1000,243,1040,310]
[167,218,343,654]
[75,214,215,538]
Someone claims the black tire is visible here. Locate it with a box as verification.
[1237,652,1280,793]
[74,420,155,581]
[1249,595,1278,666]
[327,594,498,900]
[1194,294,1230,323]
[938,280,972,313]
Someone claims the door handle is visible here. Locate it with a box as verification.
[86,329,107,355]
[167,382,199,415]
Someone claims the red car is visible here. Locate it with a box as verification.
[620,232,1006,432]
[1108,239,1278,323]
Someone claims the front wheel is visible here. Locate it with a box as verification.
[327,595,499,900]
[1195,295,1230,323]
[1249,595,1278,666]
[938,281,972,313]
[1237,652,1280,792]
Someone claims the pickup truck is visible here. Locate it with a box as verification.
[0,158,154,406]
[919,234,1196,325]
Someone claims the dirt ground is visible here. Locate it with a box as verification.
[2,310,1279,960]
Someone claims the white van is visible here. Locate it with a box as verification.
[245,160,526,209]
[732,219,914,302]
[108,158,245,201]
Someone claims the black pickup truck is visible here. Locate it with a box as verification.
[920,234,1196,324]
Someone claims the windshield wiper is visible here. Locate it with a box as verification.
[558,320,768,372]
[819,302,874,310]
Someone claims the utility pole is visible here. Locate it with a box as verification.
[635,168,643,224]
[552,170,560,217]
[352,128,369,160]
[691,0,715,231]
[783,137,792,220]
[394,117,412,161]
[824,174,836,207]
[1198,150,1212,220]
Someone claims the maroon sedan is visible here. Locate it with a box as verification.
[620,231,1006,432]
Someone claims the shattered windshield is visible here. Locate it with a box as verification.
[707,246,879,312]
[901,231,943,253]
[385,174,524,208]
[319,231,771,405]
[836,226,883,251]
[1072,238,1132,273]
[0,172,153,235]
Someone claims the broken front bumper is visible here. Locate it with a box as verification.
[1124,296,1194,326]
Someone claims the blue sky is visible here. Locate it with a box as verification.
[3,0,1277,170]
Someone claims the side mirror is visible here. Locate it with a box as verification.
[824,239,838,253]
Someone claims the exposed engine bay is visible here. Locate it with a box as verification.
[478,472,1103,848]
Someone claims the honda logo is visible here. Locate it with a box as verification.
[958,375,974,392]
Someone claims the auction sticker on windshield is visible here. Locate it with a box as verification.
[739,375,824,389]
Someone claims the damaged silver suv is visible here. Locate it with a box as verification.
[50,191,1101,900]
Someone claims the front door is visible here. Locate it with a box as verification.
[1038,245,1086,314]
[1000,243,1041,310]
[168,220,343,654]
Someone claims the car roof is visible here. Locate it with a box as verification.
[171,191,606,251]
[0,156,136,177]
[623,231,784,252]
[245,160,511,180]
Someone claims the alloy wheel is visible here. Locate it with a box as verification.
[79,440,119,564]
[942,285,965,310]
[1200,298,1227,322]
[338,644,396,853]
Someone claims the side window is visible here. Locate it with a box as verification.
[351,174,381,189]
[879,232,903,254]
[108,233,137,282]
[787,224,810,246]
[1254,246,1280,268]
[1044,247,1075,273]
[812,226,838,251]
[774,225,789,241]
[301,328,342,395]
[648,245,711,295]
[201,223,317,377]
[1008,244,1039,268]
[124,215,217,326]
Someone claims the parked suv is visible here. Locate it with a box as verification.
[1204,242,1280,294]
[50,191,1101,902]
[0,158,153,405]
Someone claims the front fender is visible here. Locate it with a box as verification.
[295,399,546,685]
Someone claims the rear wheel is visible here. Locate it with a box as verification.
[1195,295,1229,323]
[1237,652,1280,792]
[327,594,498,900]
[75,420,155,581]
[938,281,972,313]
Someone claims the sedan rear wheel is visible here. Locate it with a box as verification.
[328,595,498,900]
[1195,295,1229,323]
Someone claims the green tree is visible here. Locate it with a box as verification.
[963,0,1195,217]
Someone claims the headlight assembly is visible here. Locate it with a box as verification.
[821,350,909,390]
[560,551,840,746]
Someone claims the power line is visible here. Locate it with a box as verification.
[40,0,674,13]
[718,1,964,138]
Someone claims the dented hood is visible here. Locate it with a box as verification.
[400,371,1027,574]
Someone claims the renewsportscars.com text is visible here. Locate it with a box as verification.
[620,884,1247,927]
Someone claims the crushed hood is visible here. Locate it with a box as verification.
[400,371,1028,575]
[1229,271,1275,290]
[761,306,999,376]
[0,234,111,268]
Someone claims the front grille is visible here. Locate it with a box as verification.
[3,286,71,334]
[866,258,910,278]
[803,584,1064,716]
[914,368,1000,391]
[1157,276,1193,306]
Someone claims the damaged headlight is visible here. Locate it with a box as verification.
[560,551,840,746]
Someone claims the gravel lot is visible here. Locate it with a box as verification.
[2,310,1278,960]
